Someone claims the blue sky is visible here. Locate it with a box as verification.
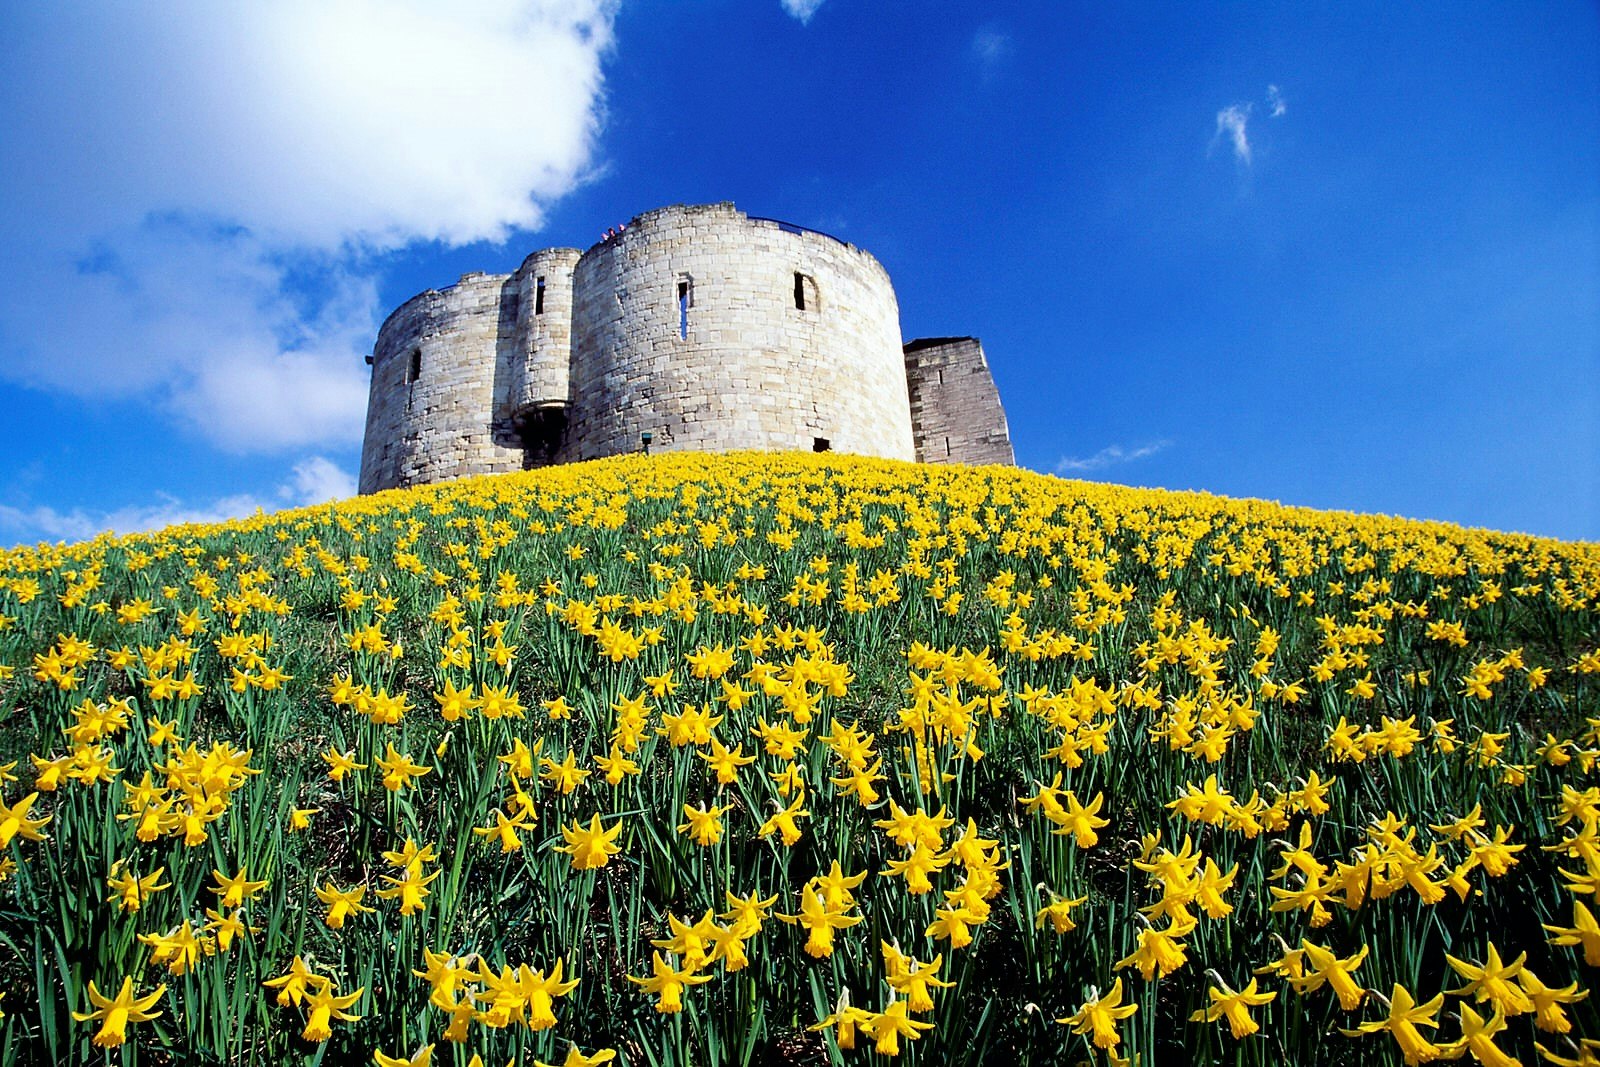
[1,1,1595,544]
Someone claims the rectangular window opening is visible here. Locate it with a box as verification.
[945,436,952,457]
[407,348,422,384]
[794,272,817,311]
[937,367,944,386]
[678,280,690,339]
[534,276,546,315]
[813,437,831,453]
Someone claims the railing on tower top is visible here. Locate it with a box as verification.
[746,217,850,248]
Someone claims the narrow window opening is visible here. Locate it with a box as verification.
[937,367,944,386]
[813,437,831,453]
[945,436,952,457]
[794,272,817,311]
[534,276,546,315]
[677,280,690,339]
[407,348,422,384]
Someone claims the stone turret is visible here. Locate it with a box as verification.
[507,247,582,466]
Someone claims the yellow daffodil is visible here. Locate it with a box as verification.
[1036,891,1088,934]
[106,861,170,913]
[374,744,431,792]
[1053,790,1110,848]
[1340,984,1446,1066]
[1295,941,1369,1010]
[498,738,536,780]
[534,1046,617,1067]
[860,999,933,1057]
[474,808,534,853]
[1437,1003,1519,1067]
[556,813,623,870]
[301,981,364,1042]
[0,793,50,847]
[677,802,728,846]
[316,883,375,929]
[1446,942,1535,1016]
[1115,916,1195,981]
[1518,968,1588,1033]
[71,976,165,1048]
[323,747,366,782]
[757,793,809,847]
[373,1044,434,1067]
[810,993,875,1050]
[1546,901,1600,966]
[778,889,861,958]
[1058,976,1138,1051]
[882,943,954,1012]
[209,865,269,909]
[263,955,319,1007]
[540,751,591,794]
[1190,975,1275,1039]
[627,951,712,1013]
[881,842,950,894]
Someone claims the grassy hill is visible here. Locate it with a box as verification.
[0,451,1597,1065]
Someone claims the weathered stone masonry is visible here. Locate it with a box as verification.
[359,202,1013,493]
[904,337,1015,466]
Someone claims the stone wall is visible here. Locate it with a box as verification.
[563,203,915,462]
[357,272,528,494]
[903,337,1015,466]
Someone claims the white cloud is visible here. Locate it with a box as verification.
[781,0,826,24]
[4,2,614,248]
[1055,440,1170,475]
[1267,84,1287,117]
[0,455,358,545]
[1213,104,1253,165]
[282,456,358,506]
[0,2,615,451]
[0,495,267,545]
[5,220,377,450]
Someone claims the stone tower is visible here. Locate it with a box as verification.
[358,202,1011,493]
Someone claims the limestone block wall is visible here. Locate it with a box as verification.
[563,203,916,462]
[904,337,1015,466]
[358,272,528,493]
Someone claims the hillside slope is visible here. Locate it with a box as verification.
[1,452,1597,1065]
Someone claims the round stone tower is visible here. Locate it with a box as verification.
[359,272,526,494]
[508,247,582,466]
[562,202,915,462]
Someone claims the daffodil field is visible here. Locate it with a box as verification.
[2,452,1600,1066]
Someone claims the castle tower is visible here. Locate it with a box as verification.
[562,203,915,462]
[507,247,582,466]
[358,272,529,494]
